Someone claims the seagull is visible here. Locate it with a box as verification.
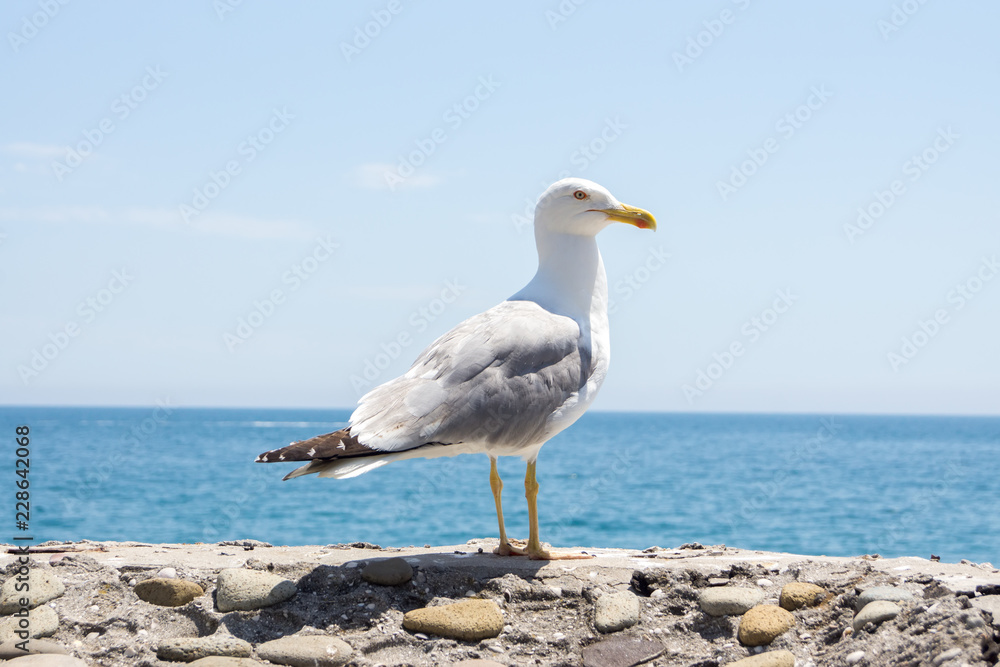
[256,178,656,559]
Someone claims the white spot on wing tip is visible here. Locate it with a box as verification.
[337,443,346,450]
[278,454,285,461]
[307,447,316,457]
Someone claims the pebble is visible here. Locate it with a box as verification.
[2,656,89,666]
[157,567,178,579]
[756,578,773,587]
[156,636,253,662]
[845,650,866,665]
[0,606,59,643]
[453,661,506,667]
[0,640,71,659]
[853,600,901,632]
[779,582,827,611]
[134,577,204,607]
[403,599,503,641]
[594,590,641,633]
[0,570,65,613]
[933,648,963,665]
[856,586,913,611]
[737,605,796,646]
[361,557,413,586]
[699,587,765,617]
[726,650,796,667]
[581,636,664,667]
[189,659,264,667]
[256,635,352,667]
[215,568,297,612]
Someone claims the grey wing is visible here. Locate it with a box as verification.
[349,300,590,452]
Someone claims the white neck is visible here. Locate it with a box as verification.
[511,228,607,325]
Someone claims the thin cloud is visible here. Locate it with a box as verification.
[0,205,317,240]
[352,162,444,190]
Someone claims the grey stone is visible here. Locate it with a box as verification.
[134,577,204,607]
[156,635,253,662]
[0,605,58,643]
[933,648,963,665]
[256,635,352,666]
[189,659,264,667]
[726,650,796,667]
[581,637,664,667]
[856,586,914,610]
[853,600,901,631]
[845,651,866,665]
[361,557,413,586]
[971,595,1000,627]
[0,639,70,658]
[215,568,296,612]
[2,656,89,666]
[594,590,640,633]
[0,570,65,613]
[699,586,765,617]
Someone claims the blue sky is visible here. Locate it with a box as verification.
[2,1,998,414]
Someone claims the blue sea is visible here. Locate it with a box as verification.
[1,407,997,565]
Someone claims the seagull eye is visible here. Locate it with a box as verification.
[573,190,587,200]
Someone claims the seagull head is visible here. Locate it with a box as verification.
[534,178,656,237]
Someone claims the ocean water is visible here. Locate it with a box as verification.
[1,407,997,565]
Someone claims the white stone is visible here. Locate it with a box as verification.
[594,590,640,633]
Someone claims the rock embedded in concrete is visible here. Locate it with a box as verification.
[215,568,296,612]
[856,586,913,610]
[581,636,664,667]
[3,656,89,666]
[699,586,765,617]
[853,600,901,632]
[779,582,827,611]
[156,636,253,662]
[845,651,866,665]
[0,639,71,658]
[971,595,1000,627]
[453,662,506,667]
[594,590,641,633]
[0,570,65,613]
[256,635,352,667]
[0,605,59,643]
[189,659,264,667]
[737,605,796,646]
[134,577,204,607]
[727,650,796,667]
[361,557,413,586]
[403,599,503,641]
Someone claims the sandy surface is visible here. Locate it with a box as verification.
[2,539,999,665]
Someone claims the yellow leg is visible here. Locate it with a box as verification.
[490,457,525,556]
[524,459,592,560]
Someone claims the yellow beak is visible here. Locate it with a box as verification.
[596,203,657,231]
